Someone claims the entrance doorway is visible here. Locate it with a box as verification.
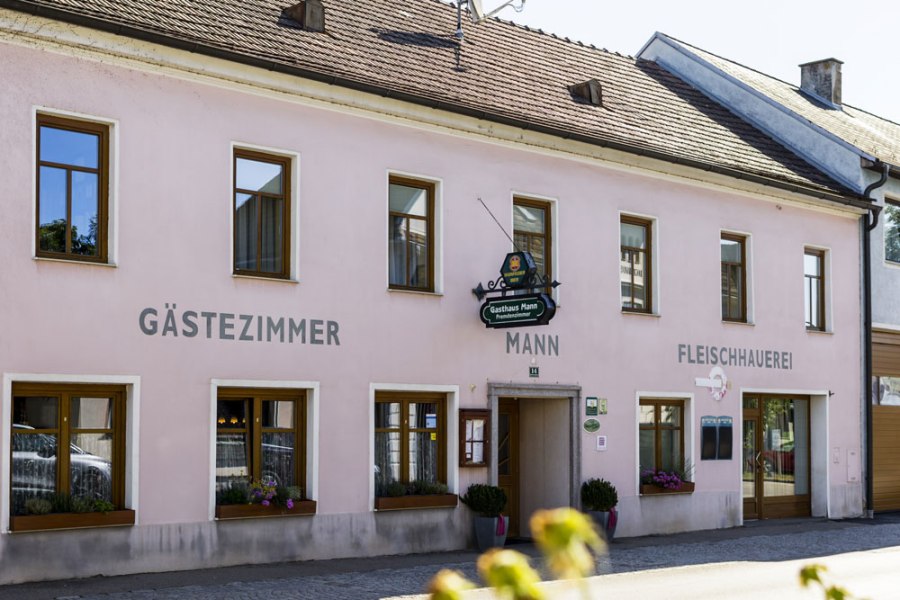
[489,383,581,539]
[742,395,811,519]
[498,398,520,537]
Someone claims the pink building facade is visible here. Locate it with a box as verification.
[0,2,867,584]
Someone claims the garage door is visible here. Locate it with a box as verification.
[874,331,900,512]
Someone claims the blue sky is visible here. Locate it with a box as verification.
[476,0,900,123]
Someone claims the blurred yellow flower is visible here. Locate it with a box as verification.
[477,548,544,600]
[427,569,476,600]
[530,508,607,579]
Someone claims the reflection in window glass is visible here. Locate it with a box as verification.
[36,117,107,261]
[514,199,551,284]
[621,217,650,312]
[886,202,900,263]
[721,235,746,321]
[389,180,432,290]
[233,152,289,277]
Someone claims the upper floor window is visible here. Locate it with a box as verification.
[513,198,552,285]
[389,177,434,291]
[36,115,109,262]
[804,249,825,331]
[885,200,900,264]
[620,216,652,312]
[233,150,291,278]
[721,233,747,322]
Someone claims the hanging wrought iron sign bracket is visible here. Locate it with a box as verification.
[472,252,560,328]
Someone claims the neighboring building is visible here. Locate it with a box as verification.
[0,0,872,584]
[638,33,900,512]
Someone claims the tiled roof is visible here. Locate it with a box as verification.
[0,0,858,198]
[671,36,900,168]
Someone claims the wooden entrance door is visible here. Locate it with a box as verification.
[498,398,520,537]
[742,395,811,519]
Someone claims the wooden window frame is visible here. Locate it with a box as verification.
[885,200,900,264]
[721,233,747,323]
[804,248,826,331]
[459,409,491,468]
[388,176,435,292]
[10,383,130,531]
[35,114,110,263]
[233,149,292,279]
[215,387,306,496]
[513,197,553,286]
[639,398,685,472]
[620,215,652,313]
[374,391,446,490]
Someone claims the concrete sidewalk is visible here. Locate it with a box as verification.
[3,514,900,600]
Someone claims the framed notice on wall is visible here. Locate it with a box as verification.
[459,409,491,467]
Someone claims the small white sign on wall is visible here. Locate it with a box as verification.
[596,435,608,452]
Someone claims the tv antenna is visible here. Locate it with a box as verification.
[456,0,527,39]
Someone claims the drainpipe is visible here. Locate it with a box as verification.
[863,163,888,519]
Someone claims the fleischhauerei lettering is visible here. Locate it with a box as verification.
[677,343,791,370]
[139,303,340,346]
[506,332,559,356]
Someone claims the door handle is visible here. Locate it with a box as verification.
[755,452,762,469]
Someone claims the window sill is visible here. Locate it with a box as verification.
[387,288,443,298]
[621,310,660,318]
[232,274,298,284]
[215,501,316,520]
[10,509,135,532]
[806,328,833,335]
[374,494,458,511]
[639,482,695,496]
[722,320,754,327]
[33,256,116,268]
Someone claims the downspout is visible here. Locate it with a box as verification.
[863,163,888,519]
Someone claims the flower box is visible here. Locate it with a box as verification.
[374,494,458,511]
[640,482,695,495]
[215,500,316,520]
[10,509,136,533]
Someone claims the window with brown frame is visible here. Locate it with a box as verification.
[215,388,306,501]
[639,399,685,473]
[721,233,747,322]
[10,383,128,527]
[513,198,552,286]
[620,216,652,312]
[389,177,434,291]
[459,409,491,467]
[36,114,109,263]
[374,392,446,496]
[804,249,825,331]
[233,149,291,278]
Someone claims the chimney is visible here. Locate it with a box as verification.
[799,58,842,108]
[284,0,325,33]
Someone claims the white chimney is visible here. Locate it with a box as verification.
[799,58,842,108]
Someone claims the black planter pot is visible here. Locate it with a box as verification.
[588,507,617,542]
[473,515,509,551]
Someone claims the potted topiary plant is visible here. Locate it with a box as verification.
[580,478,618,541]
[461,483,508,551]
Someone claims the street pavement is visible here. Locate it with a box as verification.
[4,514,900,599]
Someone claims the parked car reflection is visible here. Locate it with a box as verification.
[11,424,112,511]
[763,440,795,475]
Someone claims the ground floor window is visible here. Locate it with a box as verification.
[639,398,686,474]
[374,392,448,498]
[215,388,307,507]
[11,383,127,521]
